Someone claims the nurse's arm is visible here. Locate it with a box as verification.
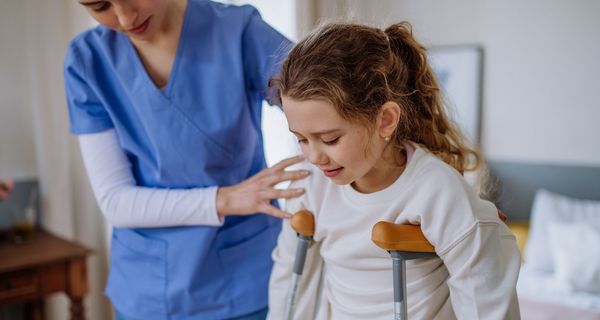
[78,129,223,228]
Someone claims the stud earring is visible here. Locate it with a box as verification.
[384,136,391,141]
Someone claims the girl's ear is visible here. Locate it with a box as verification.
[378,101,401,139]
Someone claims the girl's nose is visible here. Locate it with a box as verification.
[115,3,138,30]
[306,145,328,166]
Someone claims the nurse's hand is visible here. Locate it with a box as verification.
[216,155,310,219]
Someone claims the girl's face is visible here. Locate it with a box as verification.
[282,96,399,193]
[78,0,171,41]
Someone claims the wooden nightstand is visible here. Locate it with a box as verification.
[0,229,92,320]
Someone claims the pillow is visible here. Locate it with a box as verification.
[524,189,600,273]
[547,221,600,293]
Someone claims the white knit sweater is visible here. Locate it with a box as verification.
[268,143,521,319]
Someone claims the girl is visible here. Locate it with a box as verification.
[267,22,521,319]
[65,0,308,319]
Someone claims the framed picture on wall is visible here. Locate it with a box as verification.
[428,46,483,145]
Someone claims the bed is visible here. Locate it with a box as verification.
[488,160,600,319]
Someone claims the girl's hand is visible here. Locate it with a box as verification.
[216,156,310,219]
[0,179,15,202]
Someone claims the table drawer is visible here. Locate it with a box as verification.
[0,270,39,301]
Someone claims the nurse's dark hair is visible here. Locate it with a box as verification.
[270,22,481,174]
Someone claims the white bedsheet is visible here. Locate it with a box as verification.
[517,265,600,312]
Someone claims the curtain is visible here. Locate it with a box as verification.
[23,1,111,319]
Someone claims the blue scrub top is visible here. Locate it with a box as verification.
[64,1,291,319]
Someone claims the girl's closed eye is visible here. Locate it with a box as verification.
[323,137,340,145]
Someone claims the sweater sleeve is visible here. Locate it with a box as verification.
[439,220,521,319]
[78,129,224,228]
[268,182,324,320]
[415,167,521,319]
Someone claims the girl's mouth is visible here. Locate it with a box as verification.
[323,167,343,178]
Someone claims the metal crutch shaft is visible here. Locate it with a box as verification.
[283,210,315,320]
[391,252,408,320]
[284,234,311,320]
[371,221,436,320]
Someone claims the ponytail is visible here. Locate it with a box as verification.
[384,22,480,173]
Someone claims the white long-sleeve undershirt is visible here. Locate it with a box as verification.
[78,129,224,228]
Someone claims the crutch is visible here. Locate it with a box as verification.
[371,222,436,320]
[283,210,315,320]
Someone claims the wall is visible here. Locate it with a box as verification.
[0,1,37,179]
[314,0,600,166]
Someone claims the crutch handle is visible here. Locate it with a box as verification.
[291,210,315,237]
[371,221,435,253]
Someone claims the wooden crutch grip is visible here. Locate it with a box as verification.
[371,221,435,253]
[291,210,315,237]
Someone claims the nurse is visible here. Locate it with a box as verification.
[64,0,305,319]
